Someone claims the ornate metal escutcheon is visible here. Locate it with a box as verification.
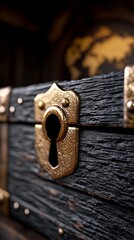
[34,83,80,179]
[124,65,134,128]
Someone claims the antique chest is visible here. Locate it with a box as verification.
[0,65,134,240]
[0,0,134,239]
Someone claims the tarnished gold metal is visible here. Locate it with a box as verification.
[62,98,69,108]
[124,65,134,128]
[0,87,11,215]
[0,87,11,122]
[34,83,80,179]
[0,189,9,216]
[42,105,68,142]
[38,100,45,110]
[0,123,10,216]
[0,124,9,191]
[58,227,64,236]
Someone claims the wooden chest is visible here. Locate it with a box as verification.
[1,0,134,239]
[0,66,134,240]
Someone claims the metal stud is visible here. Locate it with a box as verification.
[24,208,30,215]
[38,100,45,110]
[58,227,64,236]
[13,202,20,210]
[0,106,5,114]
[17,98,23,105]
[127,100,134,112]
[9,106,15,113]
[62,98,69,108]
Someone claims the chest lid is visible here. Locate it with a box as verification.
[1,65,134,128]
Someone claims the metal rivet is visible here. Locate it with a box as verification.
[9,106,15,113]
[62,98,69,108]
[38,100,45,110]
[17,98,23,105]
[0,192,4,203]
[0,106,5,114]
[13,202,19,210]
[24,208,30,215]
[127,100,134,112]
[58,227,64,236]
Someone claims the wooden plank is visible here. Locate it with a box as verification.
[0,124,8,190]
[8,176,134,240]
[9,71,124,127]
[0,215,47,240]
[8,124,134,209]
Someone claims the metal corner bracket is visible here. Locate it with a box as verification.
[0,87,11,122]
[34,83,80,179]
[0,86,11,215]
[0,189,9,216]
[124,65,134,128]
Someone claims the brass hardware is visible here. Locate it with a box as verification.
[0,123,10,215]
[13,202,20,210]
[9,106,15,113]
[24,208,30,215]
[0,87,11,122]
[42,106,68,142]
[58,227,64,236]
[17,98,23,105]
[0,189,9,216]
[34,83,80,179]
[127,100,134,112]
[38,100,45,110]
[62,98,69,108]
[0,106,5,114]
[124,65,134,128]
[0,87,11,214]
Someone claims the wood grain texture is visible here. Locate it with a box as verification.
[8,124,134,210]
[9,187,134,240]
[8,163,134,240]
[0,215,47,240]
[9,71,124,127]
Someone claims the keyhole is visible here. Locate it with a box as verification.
[45,114,61,167]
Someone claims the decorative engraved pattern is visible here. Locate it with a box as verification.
[124,65,134,128]
[34,83,80,179]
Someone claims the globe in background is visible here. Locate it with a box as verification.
[64,23,134,79]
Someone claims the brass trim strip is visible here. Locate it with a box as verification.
[0,87,11,215]
[0,123,10,216]
[0,189,9,216]
[0,87,11,122]
[0,124,9,190]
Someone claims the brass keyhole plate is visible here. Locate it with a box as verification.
[42,106,68,142]
[34,83,80,179]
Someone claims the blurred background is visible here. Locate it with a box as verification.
[0,0,134,88]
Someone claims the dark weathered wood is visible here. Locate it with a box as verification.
[0,215,47,240]
[8,124,134,210]
[9,71,124,127]
[7,71,134,239]
[0,123,9,189]
[8,172,134,240]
